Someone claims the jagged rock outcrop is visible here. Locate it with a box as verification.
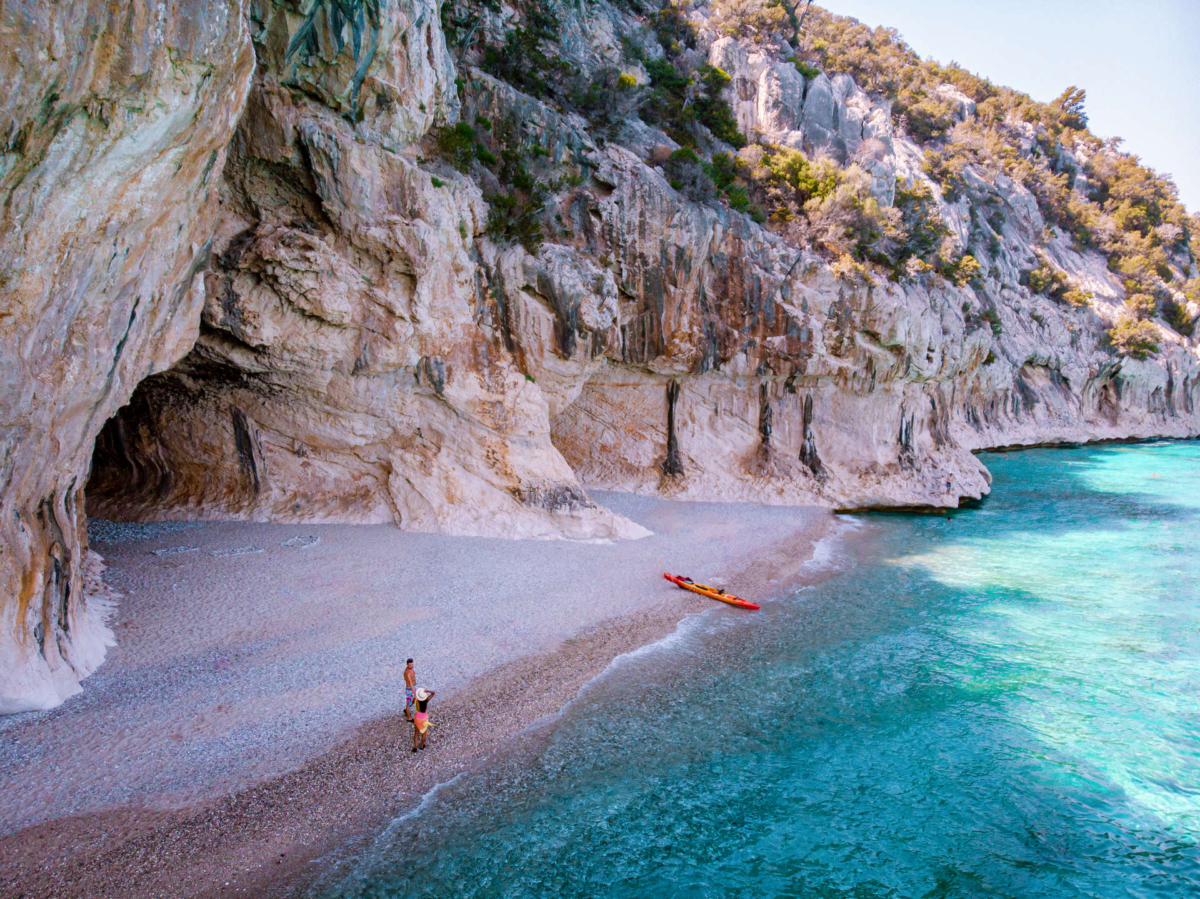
[3,0,1197,711]
[0,1,254,712]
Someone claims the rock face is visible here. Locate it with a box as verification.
[86,0,644,544]
[0,1,254,712]
[3,0,1198,711]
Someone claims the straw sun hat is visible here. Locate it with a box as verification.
[415,688,430,701]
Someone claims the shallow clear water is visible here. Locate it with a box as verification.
[326,443,1200,898]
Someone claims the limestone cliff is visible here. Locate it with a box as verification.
[85,0,642,543]
[0,1,254,712]
[3,0,1198,710]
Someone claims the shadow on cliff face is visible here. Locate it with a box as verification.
[85,350,266,522]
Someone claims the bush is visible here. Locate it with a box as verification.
[710,0,792,40]
[471,117,557,254]
[790,58,821,79]
[1062,288,1092,308]
[662,148,762,217]
[1162,298,1196,336]
[922,149,968,201]
[481,7,571,100]
[889,180,951,269]
[742,145,839,232]
[1124,292,1157,320]
[980,307,1003,336]
[486,192,546,254]
[640,59,745,149]
[1021,260,1070,301]
[1107,318,1159,359]
[739,145,955,276]
[574,67,645,134]
[706,152,760,215]
[1053,86,1088,130]
[947,253,983,288]
[694,66,746,148]
[433,122,479,172]
[664,147,716,203]
[706,151,739,188]
[896,90,957,143]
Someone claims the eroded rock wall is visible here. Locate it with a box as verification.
[0,2,255,711]
[81,0,1200,537]
[464,44,1199,512]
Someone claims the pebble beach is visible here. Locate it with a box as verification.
[0,493,832,898]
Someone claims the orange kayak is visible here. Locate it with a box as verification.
[663,573,760,610]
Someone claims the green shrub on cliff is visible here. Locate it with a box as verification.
[1124,292,1158,320]
[1054,86,1088,130]
[574,67,645,134]
[922,149,968,202]
[665,147,716,202]
[1062,287,1092,308]
[433,122,480,172]
[694,66,746,148]
[486,191,547,253]
[733,144,959,275]
[638,56,745,150]
[1162,297,1196,336]
[946,253,984,288]
[443,115,559,254]
[1022,259,1070,301]
[481,6,572,100]
[1107,318,1159,360]
[791,58,821,79]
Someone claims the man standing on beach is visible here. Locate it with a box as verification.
[403,659,417,721]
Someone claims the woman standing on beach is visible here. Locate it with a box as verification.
[412,688,435,752]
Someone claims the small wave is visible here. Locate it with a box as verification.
[312,773,470,894]
[802,518,859,573]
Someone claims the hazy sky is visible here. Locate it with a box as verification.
[821,0,1200,213]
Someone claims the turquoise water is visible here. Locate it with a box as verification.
[326,443,1200,898]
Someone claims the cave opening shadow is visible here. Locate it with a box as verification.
[86,358,262,525]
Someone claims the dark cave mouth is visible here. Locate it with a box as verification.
[85,355,261,524]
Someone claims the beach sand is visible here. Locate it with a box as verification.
[0,493,834,898]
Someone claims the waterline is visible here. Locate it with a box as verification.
[324,444,1200,899]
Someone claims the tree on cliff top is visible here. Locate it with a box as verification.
[1053,86,1088,130]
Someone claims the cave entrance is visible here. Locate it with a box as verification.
[85,354,262,523]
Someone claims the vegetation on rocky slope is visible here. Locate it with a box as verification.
[790,4,1198,351]
[432,0,1198,357]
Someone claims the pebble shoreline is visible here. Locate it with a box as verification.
[0,494,834,898]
